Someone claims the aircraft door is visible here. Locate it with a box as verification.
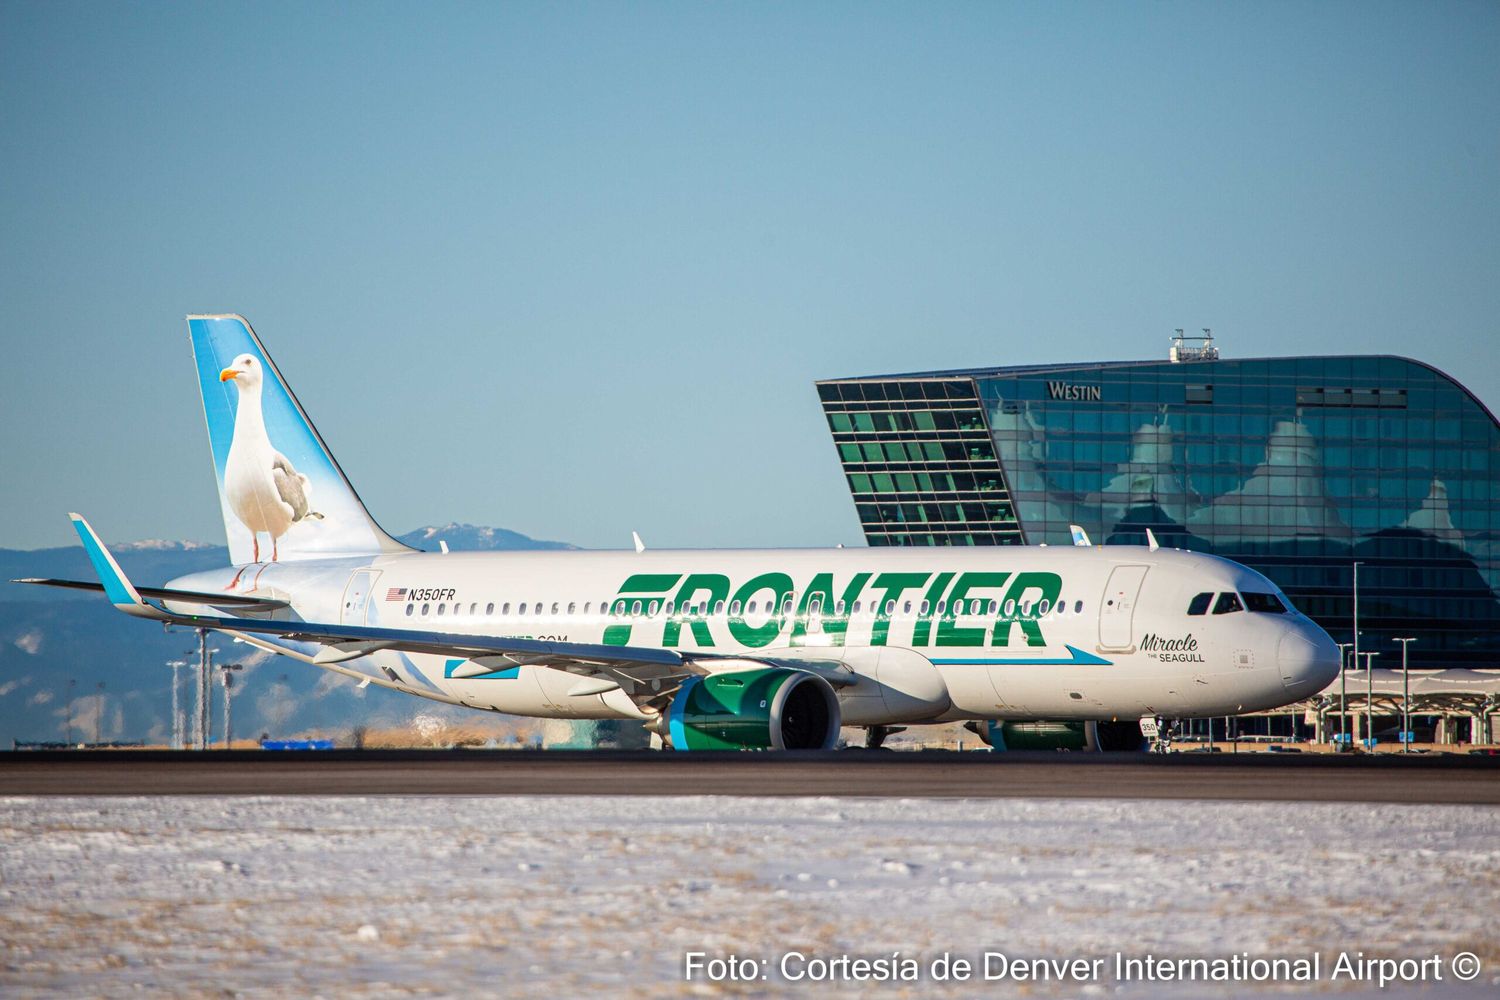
[1098,565,1149,651]
[340,569,381,625]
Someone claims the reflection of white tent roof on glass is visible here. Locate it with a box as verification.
[985,401,1078,526]
[985,401,1050,492]
[1188,420,1353,541]
[1399,477,1464,542]
[1088,418,1200,523]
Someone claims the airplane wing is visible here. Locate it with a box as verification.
[13,577,291,615]
[52,514,854,716]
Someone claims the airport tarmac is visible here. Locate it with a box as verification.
[3,749,1498,803]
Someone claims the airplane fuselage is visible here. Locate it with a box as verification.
[168,544,1338,727]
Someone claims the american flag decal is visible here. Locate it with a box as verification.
[385,587,408,602]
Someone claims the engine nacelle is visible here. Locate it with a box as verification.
[976,719,1147,752]
[665,668,841,751]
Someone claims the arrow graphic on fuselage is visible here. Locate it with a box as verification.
[928,645,1113,667]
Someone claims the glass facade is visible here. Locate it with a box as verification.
[819,356,1500,670]
[816,377,1023,547]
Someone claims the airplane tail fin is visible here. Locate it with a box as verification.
[187,315,412,565]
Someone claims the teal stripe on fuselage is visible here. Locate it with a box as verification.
[930,645,1112,666]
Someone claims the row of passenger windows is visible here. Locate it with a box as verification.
[404,597,1090,620]
[1185,591,1288,616]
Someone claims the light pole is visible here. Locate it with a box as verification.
[167,660,188,750]
[217,663,243,749]
[1351,561,1362,746]
[195,629,212,751]
[1361,651,1379,750]
[1335,642,1353,748]
[1393,638,1416,753]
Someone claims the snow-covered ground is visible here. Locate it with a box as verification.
[1,797,1496,998]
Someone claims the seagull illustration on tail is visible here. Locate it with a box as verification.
[218,352,323,564]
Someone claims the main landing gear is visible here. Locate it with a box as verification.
[864,725,906,749]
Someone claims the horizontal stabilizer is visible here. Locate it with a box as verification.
[12,577,290,614]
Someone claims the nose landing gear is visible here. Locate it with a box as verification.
[1141,715,1177,753]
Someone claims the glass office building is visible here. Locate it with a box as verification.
[817,353,1500,670]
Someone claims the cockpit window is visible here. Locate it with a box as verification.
[1243,591,1287,614]
[1186,592,1212,616]
[1212,592,1244,615]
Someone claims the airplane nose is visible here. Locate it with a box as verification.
[1277,628,1340,696]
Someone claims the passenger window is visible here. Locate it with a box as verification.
[713,600,725,615]
[583,602,591,614]
[664,601,674,616]
[835,600,846,616]
[748,601,757,614]
[518,603,527,616]
[501,602,511,615]
[470,603,477,615]
[421,603,430,616]
[567,602,576,614]
[1020,600,1033,616]
[988,599,998,615]
[1187,592,1213,616]
[1037,599,1050,616]
[730,600,742,616]
[437,604,446,616]
[485,603,494,616]
[631,600,643,616]
[903,601,912,614]
[1213,592,1244,615]
[1243,592,1287,614]
[884,600,896,616]
[810,599,822,616]
[920,600,931,616]
[405,603,414,617]
[852,601,862,614]
[1004,599,1016,617]
[546,602,555,615]
[1074,600,1083,614]
[782,598,794,616]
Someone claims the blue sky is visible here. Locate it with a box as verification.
[3,1,1497,551]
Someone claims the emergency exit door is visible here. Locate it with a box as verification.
[1098,565,1149,651]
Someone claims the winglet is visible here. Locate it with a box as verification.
[67,514,159,618]
[1069,524,1093,547]
[632,531,646,553]
[1145,527,1160,551]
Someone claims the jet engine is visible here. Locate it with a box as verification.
[662,668,841,751]
[973,719,1147,752]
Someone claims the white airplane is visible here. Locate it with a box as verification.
[22,315,1340,751]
